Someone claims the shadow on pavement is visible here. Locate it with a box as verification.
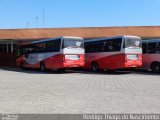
[0,67,66,74]
[131,69,160,76]
[0,66,133,75]
[0,66,160,76]
[70,69,133,75]
[73,68,160,76]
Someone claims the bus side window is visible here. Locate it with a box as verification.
[112,38,122,51]
[35,43,45,52]
[156,42,160,54]
[45,40,61,52]
[104,40,113,52]
[95,41,104,52]
[85,43,92,53]
[84,43,89,53]
[142,43,147,54]
[85,42,97,53]
[103,38,122,52]
[91,44,97,53]
[147,42,157,54]
[103,41,109,52]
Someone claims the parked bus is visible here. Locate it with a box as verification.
[84,35,142,72]
[16,36,85,72]
[142,39,160,72]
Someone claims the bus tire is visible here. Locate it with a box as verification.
[40,62,46,72]
[151,62,160,73]
[91,62,99,72]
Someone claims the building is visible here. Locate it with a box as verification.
[1,26,160,66]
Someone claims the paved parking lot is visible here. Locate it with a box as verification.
[0,67,160,113]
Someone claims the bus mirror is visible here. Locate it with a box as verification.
[135,41,140,46]
[76,41,81,47]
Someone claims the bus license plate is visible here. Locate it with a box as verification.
[127,55,138,60]
[65,55,80,60]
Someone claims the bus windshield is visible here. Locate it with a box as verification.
[63,38,84,49]
[124,37,142,48]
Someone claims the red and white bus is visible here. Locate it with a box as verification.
[16,36,85,72]
[84,35,142,72]
[142,39,160,72]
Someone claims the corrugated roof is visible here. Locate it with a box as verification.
[0,26,160,40]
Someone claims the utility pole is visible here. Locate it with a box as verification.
[36,17,39,28]
[27,22,30,29]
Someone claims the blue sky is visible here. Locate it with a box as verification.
[0,0,160,29]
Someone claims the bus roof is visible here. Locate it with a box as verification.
[143,39,160,43]
[19,36,83,46]
[85,35,141,43]
[32,36,83,44]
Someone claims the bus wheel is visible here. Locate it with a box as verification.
[91,62,99,72]
[40,62,46,72]
[151,62,160,73]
